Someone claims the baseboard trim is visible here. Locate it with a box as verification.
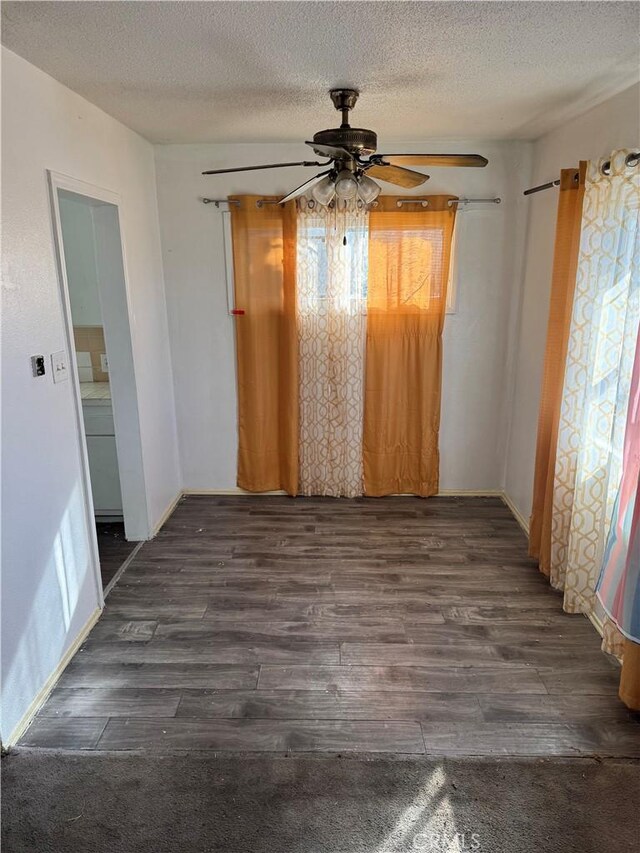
[6,606,102,747]
[182,488,288,496]
[586,609,605,640]
[437,490,503,497]
[103,540,145,598]
[501,491,530,535]
[150,491,183,537]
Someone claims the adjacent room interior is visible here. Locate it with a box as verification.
[57,188,141,591]
[1,2,639,851]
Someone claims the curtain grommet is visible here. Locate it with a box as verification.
[625,152,640,168]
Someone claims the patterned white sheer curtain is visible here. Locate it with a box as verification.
[550,149,640,648]
[296,198,368,497]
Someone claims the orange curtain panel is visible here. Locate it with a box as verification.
[229,196,298,494]
[620,640,640,710]
[528,164,586,573]
[363,196,457,496]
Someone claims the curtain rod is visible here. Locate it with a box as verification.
[202,196,502,208]
[202,198,240,207]
[524,152,640,196]
[449,198,501,206]
[201,198,281,207]
[389,198,501,207]
[201,198,282,207]
[523,179,561,196]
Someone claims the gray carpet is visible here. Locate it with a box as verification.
[2,751,638,852]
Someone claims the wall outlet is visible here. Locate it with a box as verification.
[51,350,69,384]
[31,355,46,377]
[100,353,109,374]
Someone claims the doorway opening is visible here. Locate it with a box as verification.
[50,174,149,596]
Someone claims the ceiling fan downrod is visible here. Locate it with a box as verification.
[330,88,360,128]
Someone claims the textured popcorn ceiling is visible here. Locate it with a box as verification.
[2,1,638,143]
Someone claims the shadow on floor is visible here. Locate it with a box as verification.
[2,750,638,852]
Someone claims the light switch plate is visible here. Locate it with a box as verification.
[51,350,69,383]
[100,353,109,373]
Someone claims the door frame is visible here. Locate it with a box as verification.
[47,171,150,601]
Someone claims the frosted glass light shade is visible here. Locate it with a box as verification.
[311,175,336,206]
[334,169,358,200]
[357,174,381,204]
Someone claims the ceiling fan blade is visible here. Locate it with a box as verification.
[202,160,327,175]
[366,163,429,188]
[279,170,333,204]
[305,141,354,160]
[374,154,488,168]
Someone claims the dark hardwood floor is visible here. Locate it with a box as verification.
[22,496,640,754]
[96,522,139,590]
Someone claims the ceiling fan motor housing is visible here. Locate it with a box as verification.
[312,127,378,158]
[311,89,378,158]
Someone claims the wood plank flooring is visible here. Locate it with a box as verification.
[22,496,640,755]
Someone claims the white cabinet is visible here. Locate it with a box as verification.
[82,402,123,516]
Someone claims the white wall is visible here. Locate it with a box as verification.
[0,48,180,740]
[155,140,532,493]
[58,194,103,326]
[504,83,640,526]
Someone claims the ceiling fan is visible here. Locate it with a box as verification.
[203,89,488,206]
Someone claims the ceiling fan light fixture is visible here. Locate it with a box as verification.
[310,174,336,206]
[357,174,381,204]
[334,169,358,200]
